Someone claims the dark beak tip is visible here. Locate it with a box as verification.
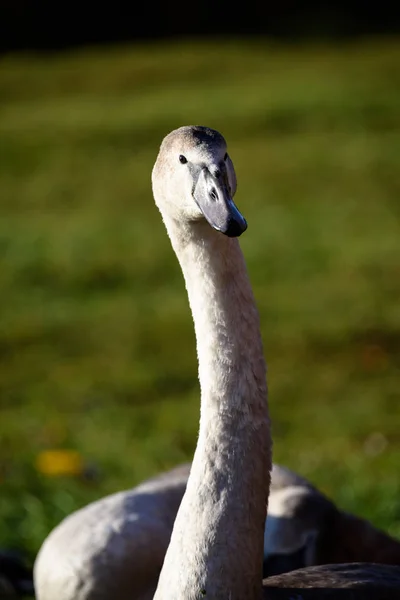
[224,217,248,238]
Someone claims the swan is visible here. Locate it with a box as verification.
[34,125,400,600]
[150,125,400,599]
[33,464,400,600]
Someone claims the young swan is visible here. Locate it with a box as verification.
[152,126,400,600]
[152,125,270,600]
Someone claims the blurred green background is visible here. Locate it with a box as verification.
[0,38,399,567]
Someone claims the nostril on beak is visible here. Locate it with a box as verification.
[209,188,218,202]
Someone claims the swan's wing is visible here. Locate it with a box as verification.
[34,464,189,600]
[262,562,400,599]
[263,482,338,577]
[267,465,400,574]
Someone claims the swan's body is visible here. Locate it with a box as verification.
[33,463,400,600]
[34,125,400,600]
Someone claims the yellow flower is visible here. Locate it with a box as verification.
[35,450,84,477]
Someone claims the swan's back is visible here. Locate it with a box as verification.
[270,464,318,492]
[34,464,190,600]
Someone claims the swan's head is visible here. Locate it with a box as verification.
[152,125,247,237]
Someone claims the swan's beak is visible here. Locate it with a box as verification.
[192,166,247,237]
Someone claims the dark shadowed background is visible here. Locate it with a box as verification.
[1,0,400,53]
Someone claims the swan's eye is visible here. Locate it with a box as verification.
[179,155,188,164]
[224,153,228,161]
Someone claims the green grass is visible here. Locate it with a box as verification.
[0,38,400,566]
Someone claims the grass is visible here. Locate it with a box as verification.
[0,37,399,569]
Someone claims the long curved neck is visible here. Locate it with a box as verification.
[154,217,271,600]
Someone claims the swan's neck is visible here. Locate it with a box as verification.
[154,217,271,600]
